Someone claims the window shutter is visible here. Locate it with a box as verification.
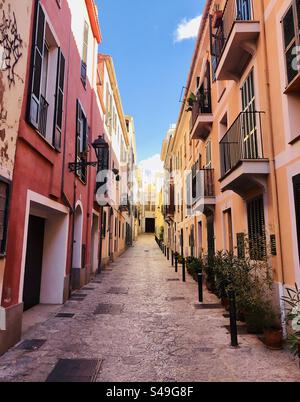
[53,49,65,150]
[247,196,266,260]
[76,100,82,158]
[293,174,300,261]
[28,3,46,128]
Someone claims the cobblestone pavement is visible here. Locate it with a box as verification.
[0,234,300,382]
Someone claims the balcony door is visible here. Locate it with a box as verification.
[241,71,259,159]
[236,0,252,20]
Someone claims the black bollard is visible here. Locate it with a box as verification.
[167,248,169,261]
[175,253,178,273]
[182,258,186,282]
[228,290,238,347]
[171,251,174,266]
[197,268,203,303]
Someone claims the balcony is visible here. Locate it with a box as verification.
[190,89,213,140]
[211,0,260,81]
[219,111,269,196]
[164,182,175,222]
[192,169,216,216]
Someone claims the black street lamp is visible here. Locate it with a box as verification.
[68,135,109,173]
[68,135,109,277]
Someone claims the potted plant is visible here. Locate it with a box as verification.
[186,92,197,112]
[187,257,200,282]
[281,283,300,359]
[203,254,216,292]
[261,304,283,350]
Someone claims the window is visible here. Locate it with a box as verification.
[81,21,89,87]
[247,196,266,260]
[293,174,300,261]
[0,179,10,255]
[282,2,300,86]
[28,3,65,150]
[205,141,212,168]
[76,100,88,183]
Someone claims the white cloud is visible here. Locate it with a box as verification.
[174,15,202,43]
[139,154,163,173]
[138,154,164,192]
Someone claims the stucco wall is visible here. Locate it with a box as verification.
[0,0,32,302]
[0,0,32,180]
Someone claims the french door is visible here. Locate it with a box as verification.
[241,71,259,159]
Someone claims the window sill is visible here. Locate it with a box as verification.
[34,126,60,153]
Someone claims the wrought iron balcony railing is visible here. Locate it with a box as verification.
[211,0,254,73]
[192,168,215,204]
[190,89,212,132]
[220,111,264,178]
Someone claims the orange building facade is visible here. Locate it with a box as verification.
[161,0,300,313]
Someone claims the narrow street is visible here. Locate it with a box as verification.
[0,235,299,382]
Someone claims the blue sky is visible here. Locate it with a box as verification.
[97,0,204,163]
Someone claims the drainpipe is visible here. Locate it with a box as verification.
[59,14,75,298]
[259,1,285,289]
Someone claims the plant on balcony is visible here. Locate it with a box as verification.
[186,92,197,112]
[281,284,300,358]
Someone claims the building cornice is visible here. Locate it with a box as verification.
[85,0,102,44]
[98,54,130,147]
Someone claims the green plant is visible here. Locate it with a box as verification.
[186,257,200,281]
[159,226,164,241]
[281,283,300,356]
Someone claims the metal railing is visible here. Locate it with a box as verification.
[39,95,49,138]
[193,169,215,204]
[220,111,264,178]
[212,0,254,72]
[191,89,212,132]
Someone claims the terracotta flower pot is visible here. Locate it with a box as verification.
[263,328,283,350]
[221,297,230,310]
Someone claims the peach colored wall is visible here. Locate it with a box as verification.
[164,0,300,292]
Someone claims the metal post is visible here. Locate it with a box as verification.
[182,258,186,282]
[164,245,167,257]
[175,253,178,273]
[228,290,238,347]
[171,251,174,266]
[167,248,169,261]
[197,268,203,303]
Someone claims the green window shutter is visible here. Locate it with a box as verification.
[28,3,46,128]
[53,49,65,150]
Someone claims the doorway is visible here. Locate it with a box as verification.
[23,216,45,311]
[145,218,155,233]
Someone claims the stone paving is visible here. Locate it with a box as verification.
[0,234,300,382]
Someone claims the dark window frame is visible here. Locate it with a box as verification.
[281,1,300,87]
[26,2,65,150]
